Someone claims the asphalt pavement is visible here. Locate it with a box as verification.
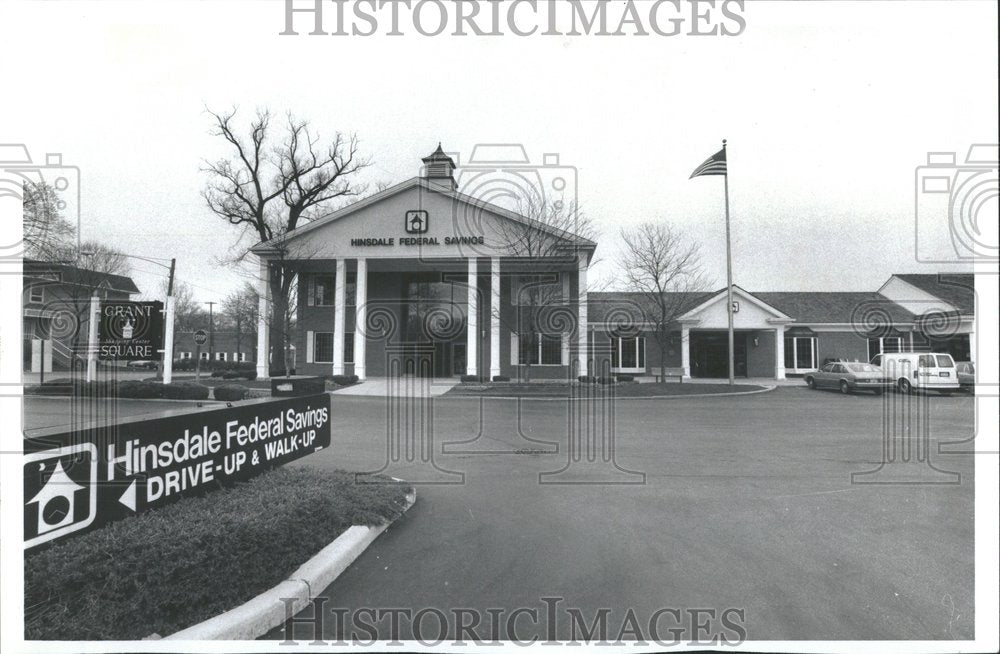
[266,387,976,642]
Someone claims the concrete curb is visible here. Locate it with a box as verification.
[440,384,778,402]
[164,488,416,641]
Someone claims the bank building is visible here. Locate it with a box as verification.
[250,146,975,382]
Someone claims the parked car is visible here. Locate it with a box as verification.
[805,361,890,394]
[871,352,960,394]
[955,361,975,392]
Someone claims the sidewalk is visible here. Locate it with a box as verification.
[331,376,458,398]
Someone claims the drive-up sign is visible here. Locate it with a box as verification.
[24,395,331,550]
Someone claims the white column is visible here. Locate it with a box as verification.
[577,256,588,377]
[163,296,175,384]
[332,258,346,375]
[466,258,478,376]
[490,257,501,379]
[775,325,786,380]
[681,324,691,379]
[256,258,270,379]
[354,258,367,380]
[86,295,99,382]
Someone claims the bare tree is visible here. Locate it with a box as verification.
[22,180,76,261]
[491,192,597,381]
[618,222,709,383]
[202,107,369,374]
[221,282,259,363]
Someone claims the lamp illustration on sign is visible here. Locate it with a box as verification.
[121,318,134,340]
[405,210,429,234]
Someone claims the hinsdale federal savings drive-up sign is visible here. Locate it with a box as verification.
[97,300,164,360]
[23,395,331,550]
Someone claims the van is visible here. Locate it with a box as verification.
[870,352,960,394]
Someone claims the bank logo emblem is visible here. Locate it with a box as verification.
[24,444,99,548]
[405,210,429,234]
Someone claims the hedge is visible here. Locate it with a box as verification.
[213,383,249,401]
[577,375,596,384]
[329,374,359,386]
[24,468,412,640]
[162,382,210,400]
[460,374,486,383]
[492,375,511,382]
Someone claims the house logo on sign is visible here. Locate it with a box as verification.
[24,444,99,548]
[405,210,429,234]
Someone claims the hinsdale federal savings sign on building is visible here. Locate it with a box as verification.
[23,395,331,550]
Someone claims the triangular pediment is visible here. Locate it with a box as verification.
[680,286,793,329]
[252,178,594,261]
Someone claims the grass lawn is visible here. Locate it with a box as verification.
[25,468,412,641]
[446,382,767,398]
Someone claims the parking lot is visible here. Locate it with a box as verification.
[22,388,977,640]
[263,387,977,641]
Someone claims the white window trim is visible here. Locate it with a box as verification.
[785,335,818,373]
[313,332,334,364]
[611,336,646,373]
[29,286,44,303]
[513,332,565,366]
[312,274,336,307]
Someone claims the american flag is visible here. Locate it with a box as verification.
[689,145,727,178]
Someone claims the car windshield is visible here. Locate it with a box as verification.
[847,363,878,372]
[936,355,954,367]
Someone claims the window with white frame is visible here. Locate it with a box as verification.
[314,332,334,363]
[517,332,562,365]
[214,352,227,362]
[611,336,646,372]
[784,336,818,371]
[867,335,906,361]
[28,285,44,303]
[238,352,247,362]
[311,275,336,306]
[179,351,192,360]
[199,351,209,361]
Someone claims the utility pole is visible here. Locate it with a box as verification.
[205,301,216,365]
[160,258,176,382]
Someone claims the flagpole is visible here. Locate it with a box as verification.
[723,139,734,386]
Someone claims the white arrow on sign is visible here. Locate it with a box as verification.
[119,480,136,512]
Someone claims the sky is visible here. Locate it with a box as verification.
[1,0,997,303]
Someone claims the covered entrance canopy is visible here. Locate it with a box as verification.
[677,286,796,380]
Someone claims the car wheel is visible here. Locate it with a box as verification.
[805,377,816,389]
[898,378,913,394]
[840,380,850,395]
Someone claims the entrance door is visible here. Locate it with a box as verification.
[690,332,749,378]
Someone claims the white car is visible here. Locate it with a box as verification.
[871,352,960,394]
